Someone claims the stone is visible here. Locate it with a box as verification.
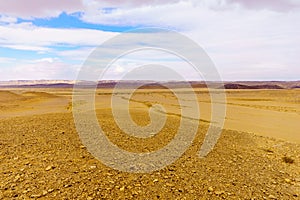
[268,194,277,199]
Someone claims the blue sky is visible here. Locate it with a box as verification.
[0,0,299,81]
[18,12,137,32]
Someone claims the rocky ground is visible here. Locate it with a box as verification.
[0,109,300,199]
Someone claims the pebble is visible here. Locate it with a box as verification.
[215,191,225,195]
[208,187,214,192]
[14,174,21,182]
[45,165,53,171]
[64,184,72,188]
[47,189,54,193]
[165,183,175,187]
[153,179,159,183]
[30,194,42,198]
[268,194,277,199]
[120,186,125,191]
[284,178,292,183]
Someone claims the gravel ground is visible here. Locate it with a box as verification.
[0,110,300,199]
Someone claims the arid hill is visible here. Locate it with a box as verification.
[223,83,284,89]
[1,80,299,89]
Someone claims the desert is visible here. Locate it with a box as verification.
[1,1,300,199]
[0,84,299,199]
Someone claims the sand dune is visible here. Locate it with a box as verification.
[22,91,58,98]
[0,91,25,102]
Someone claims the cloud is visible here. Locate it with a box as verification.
[0,58,80,80]
[0,0,83,18]
[57,47,95,61]
[0,15,17,24]
[0,23,117,49]
[1,44,51,52]
[0,0,299,80]
[90,0,181,7]
[227,0,300,12]
[0,57,15,63]
[0,0,181,19]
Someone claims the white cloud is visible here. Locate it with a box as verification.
[0,58,80,80]
[0,57,15,64]
[227,0,300,12]
[0,0,299,80]
[0,15,17,24]
[0,23,117,48]
[33,57,59,63]
[0,0,83,18]
[2,44,51,52]
[57,47,95,61]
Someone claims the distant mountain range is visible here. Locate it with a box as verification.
[0,80,299,89]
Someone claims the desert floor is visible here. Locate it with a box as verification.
[0,88,300,199]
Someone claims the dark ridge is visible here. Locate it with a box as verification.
[139,84,168,89]
[97,81,208,89]
[0,81,295,89]
[256,84,284,89]
[223,83,284,89]
[97,82,117,88]
[0,83,74,88]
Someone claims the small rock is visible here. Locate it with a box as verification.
[47,189,54,193]
[268,194,277,199]
[42,190,48,196]
[30,194,42,198]
[165,183,174,187]
[45,165,53,171]
[153,179,159,183]
[284,178,292,183]
[208,187,214,192]
[90,165,96,169]
[14,174,21,182]
[120,186,125,191]
[215,191,225,195]
[64,184,72,188]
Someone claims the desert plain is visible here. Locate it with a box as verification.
[0,87,300,199]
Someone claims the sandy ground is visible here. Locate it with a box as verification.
[0,88,300,199]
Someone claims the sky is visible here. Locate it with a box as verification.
[0,0,299,81]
